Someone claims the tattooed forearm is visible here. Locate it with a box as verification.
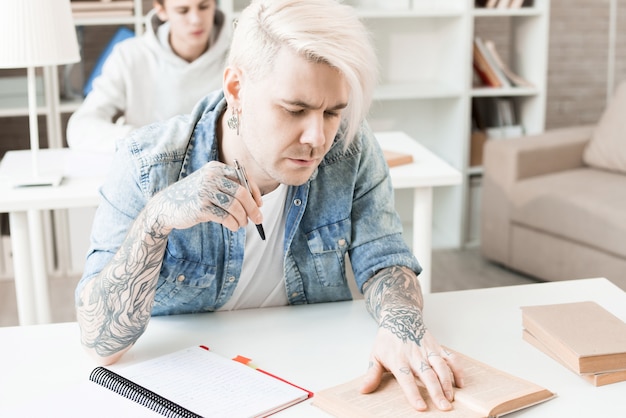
[364,266,427,346]
[76,163,241,360]
[76,209,169,358]
[363,266,424,319]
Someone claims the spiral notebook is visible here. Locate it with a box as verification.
[88,345,312,418]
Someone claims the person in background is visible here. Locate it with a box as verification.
[66,0,229,153]
[75,0,464,412]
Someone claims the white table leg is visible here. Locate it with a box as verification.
[28,210,52,324]
[9,211,37,325]
[412,187,433,294]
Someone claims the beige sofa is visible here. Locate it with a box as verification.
[481,84,626,290]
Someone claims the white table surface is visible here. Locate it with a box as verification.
[376,131,461,190]
[0,148,110,209]
[1,278,625,417]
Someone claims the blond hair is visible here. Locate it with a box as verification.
[228,0,378,144]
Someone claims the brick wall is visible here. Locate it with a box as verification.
[546,0,626,128]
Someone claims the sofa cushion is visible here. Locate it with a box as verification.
[510,167,626,258]
[583,82,626,174]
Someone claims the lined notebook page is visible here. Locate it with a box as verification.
[117,346,309,417]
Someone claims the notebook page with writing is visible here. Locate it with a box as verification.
[108,346,309,417]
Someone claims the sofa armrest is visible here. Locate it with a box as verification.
[480,125,595,265]
[483,124,595,187]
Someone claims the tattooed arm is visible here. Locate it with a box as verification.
[360,266,465,411]
[76,161,263,365]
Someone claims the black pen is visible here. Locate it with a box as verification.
[233,159,266,241]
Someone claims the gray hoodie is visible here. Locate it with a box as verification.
[67,9,231,153]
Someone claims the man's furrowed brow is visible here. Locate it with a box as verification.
[284,99,348,111]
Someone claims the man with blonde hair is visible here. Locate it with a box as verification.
[76,0,463,411]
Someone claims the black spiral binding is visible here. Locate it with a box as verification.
[89,367,202,418]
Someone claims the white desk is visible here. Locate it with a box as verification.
[0,134,457,325]
[1,278,625,417]
[377,131,462,293]
[0,149,109,325]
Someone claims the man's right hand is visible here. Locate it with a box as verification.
[146,161,263,234]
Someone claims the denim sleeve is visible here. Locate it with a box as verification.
[348,125,422,293]
[74,137,150,301]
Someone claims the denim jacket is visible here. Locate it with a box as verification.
[77,91,421,315]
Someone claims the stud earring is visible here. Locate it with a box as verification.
[227,107,240,136]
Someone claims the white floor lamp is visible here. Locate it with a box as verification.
[0,0,80,187]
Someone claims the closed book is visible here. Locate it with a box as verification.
[523,329,626,387]
[473,38,511,88]
[484,40,533,88]
[474,38,510,88]
[521,301,626,374]
[383,150,414,167]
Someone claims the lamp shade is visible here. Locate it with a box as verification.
[0,0,80,69]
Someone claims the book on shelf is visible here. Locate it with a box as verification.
[473,37,510,88]
[312,347,555,418]
[485,125,524,140]
[487,98,524,139]
[474,0,491,7]
[89,345,312,418]
[479,0,526,9]
[496,0,511,9]
[521,301,626,378]
[484,40,534,88]
[383,150,414,167]
[473,40,502,88]
[473,97,524,140]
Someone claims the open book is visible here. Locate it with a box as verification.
[89,345,311,418]
[312,348,555,417]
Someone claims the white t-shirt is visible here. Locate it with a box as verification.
[218,184,289,311]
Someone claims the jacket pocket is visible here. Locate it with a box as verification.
[153,250,218,315]
[306,219,350,287]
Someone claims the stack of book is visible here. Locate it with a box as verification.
[71,0,134,19]
[521,301,626,386]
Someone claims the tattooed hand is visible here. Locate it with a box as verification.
[146,161,263,234]
[360,266,465,411]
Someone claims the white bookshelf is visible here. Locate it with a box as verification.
[360,3,472,249]
[466,0,550,246]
